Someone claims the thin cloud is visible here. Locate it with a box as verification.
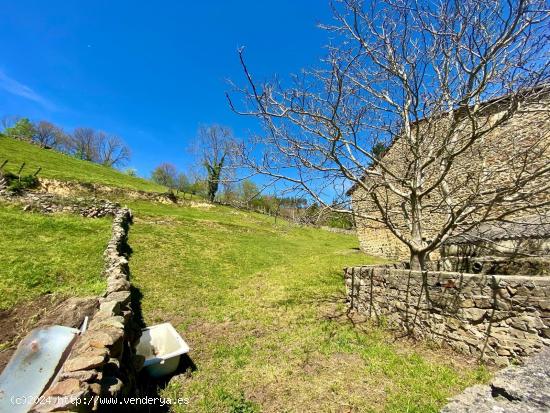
[0,70,56,110]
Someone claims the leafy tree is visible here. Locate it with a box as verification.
[194,124,235,202]
[239,179,259,205]
[189,179,208,197]
[175,173,191,195]
[124,168,138,177]
[3,118,35,141]
[371,141,387,162]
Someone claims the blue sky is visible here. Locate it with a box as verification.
[0,1,333,178]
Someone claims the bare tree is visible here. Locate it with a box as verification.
[151,162,178,189]
[33,121,64,148]
[96,132,131,167]
[1,115,21,131]
[71,127,98,161]
[194,124,236,202]
[69,128,130,167]
[228,0,550,269]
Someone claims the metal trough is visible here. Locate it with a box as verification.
[0,325,79,413]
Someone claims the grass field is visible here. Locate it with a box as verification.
[128,200,489,413]
[0,137,165,192]
[0,202,111,310]
[0,139,489,410]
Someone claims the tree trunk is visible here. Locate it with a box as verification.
[409,250,427,271]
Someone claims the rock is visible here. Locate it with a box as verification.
[460,308,487,321]
[77,330,118,350]
[89,316,125,331]
[98,300,121,316]
[59,369,100,382]
[34,388,90,412]
[106,278,131,294]
[43,379,81,396]
[36,380,91,412]
[441,348,550,412]
[89,382,102,396]
[63,350,108,372]
[101,376,124,396]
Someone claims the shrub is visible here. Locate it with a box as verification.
[5,173,39,194]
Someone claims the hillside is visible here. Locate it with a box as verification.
[0,137,165,192]
[0,150,489,412]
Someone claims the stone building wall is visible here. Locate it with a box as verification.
[349,92,550,261]
[344,264,550,366]
[355,224,410,261]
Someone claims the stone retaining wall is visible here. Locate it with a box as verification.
[0,189,120,218]
[36,207,141,412]
[39,177,175,204]
[344,265,550,365]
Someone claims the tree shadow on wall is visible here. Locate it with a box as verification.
[371,267,524,363]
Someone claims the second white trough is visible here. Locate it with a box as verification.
[135,323,190,378]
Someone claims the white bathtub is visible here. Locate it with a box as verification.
[136,323,190,378]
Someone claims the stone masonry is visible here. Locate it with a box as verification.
[349,92,550,261]
[345,264,550,366]
[0,188,120,218]
[35,207,142,412]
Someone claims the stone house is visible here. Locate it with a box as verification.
[348,89,550,263]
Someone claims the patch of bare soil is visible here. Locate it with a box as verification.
[0,294,98,373]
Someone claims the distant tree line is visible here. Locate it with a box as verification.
[1,116,131,167]
[149,122,353,228]
[150,162,197,196]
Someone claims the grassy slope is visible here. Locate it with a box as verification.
[128,201,489,413]
[0,137,165,192]
[0,202,111,310]
[0,139,488,410]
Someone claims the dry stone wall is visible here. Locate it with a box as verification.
[35,207,142,412]
[345,265,550,366]
[0,189,120,218]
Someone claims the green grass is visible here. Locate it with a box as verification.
[0,137,165,192]
[0,202,111,310]
[128,201,489,413]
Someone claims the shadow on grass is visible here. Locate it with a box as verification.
[128,355,197,413]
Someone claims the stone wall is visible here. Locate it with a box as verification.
[39,177,176,204]
[353,225,410,261]
[349,93,550,261]
[344,265,550,366]
[36,207,142,412]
